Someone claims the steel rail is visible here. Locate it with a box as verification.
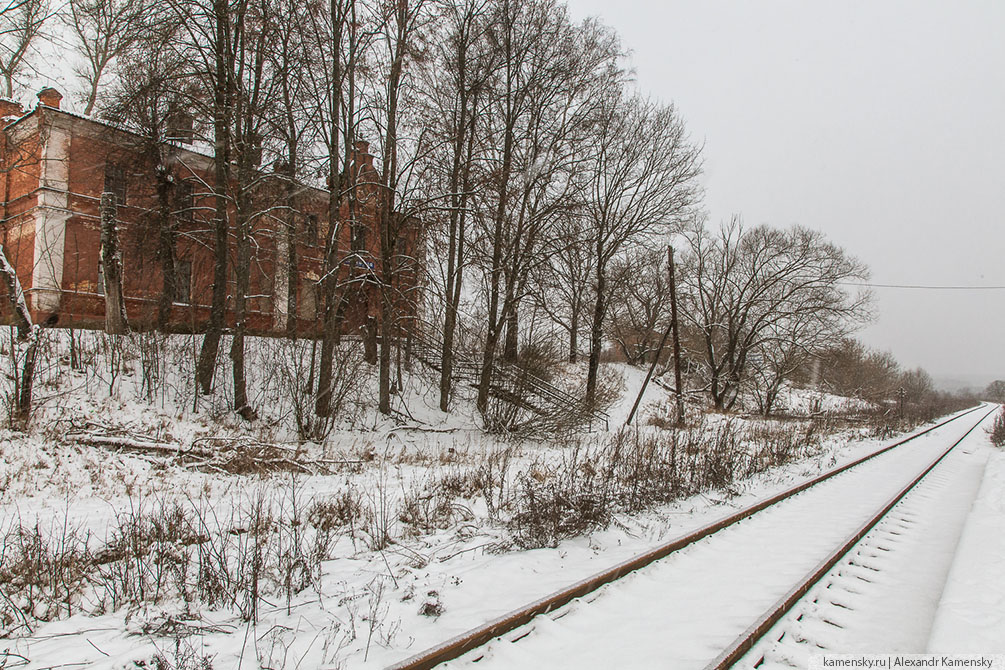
[701,403,998,670]
[384,404,986,670]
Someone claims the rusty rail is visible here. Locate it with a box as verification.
[384,404,986,670]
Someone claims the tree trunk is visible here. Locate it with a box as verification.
[315,286,339,416]
[197,0,234,396]
[585,266,606,406]
[100,193,129,335]
[155,174,176,330]
[364,314,377,363]
[439,298,457,411]
[667,245,684,424]
[378,288,392,415]
[0,244,31,339]
[283,150,298,338]
[230,204,255,420]
[15,333,39,430]
[3,244,38,431]
[314,0,346,419]
[569,308,578,363]
[284,218,297,338]
[503,300,518,363]
[438,45,475,413]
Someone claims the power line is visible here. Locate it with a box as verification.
[841,282,1005,290]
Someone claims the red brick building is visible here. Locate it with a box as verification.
[0,87,417,337]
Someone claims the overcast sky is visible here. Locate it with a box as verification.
[564,0,1005,388]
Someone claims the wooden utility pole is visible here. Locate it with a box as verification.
[668,245,684,424]
[624,244,685,426]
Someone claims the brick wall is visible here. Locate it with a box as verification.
[0,94,420,338]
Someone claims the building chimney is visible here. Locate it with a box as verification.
[37,87,62,109]
[166,110,194,144]
[0,98,24,120]
[354,140,374,168]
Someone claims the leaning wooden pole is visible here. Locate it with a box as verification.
[624,319,673,426]
[624,245,681,427]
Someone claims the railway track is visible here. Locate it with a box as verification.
[385,404,996,670]
[704,403,996,669]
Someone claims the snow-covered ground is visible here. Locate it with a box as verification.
[928,421,1005,654]
[0,331,993,669]
[741,406,1000,668]
[440,408,996,670]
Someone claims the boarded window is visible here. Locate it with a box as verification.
[298,280,318,320]
[103,163,127,205]
[256,262,273,312]
[175,260,192,304]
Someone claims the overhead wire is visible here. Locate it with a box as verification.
[840,282,1005,290]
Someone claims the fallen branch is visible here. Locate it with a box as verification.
[65,425,337,475]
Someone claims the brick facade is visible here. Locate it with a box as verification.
[0,88,418,338]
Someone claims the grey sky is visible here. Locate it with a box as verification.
[564,0,1005,388]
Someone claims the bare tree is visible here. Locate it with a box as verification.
[102,19,198,331]
[1,243,38,429]
[373,0,430,415]
[159,0,245,399]
[99,192,129,333]
[0,0,52,97]
[531,210,593,363]
[227,0,283,420]
[984,380,1005,403]
[808,338,901,403]
[175,0,238,397]
[582,93,702,406]
[900,367,934,403]
[266,0,312,339]
[679,217,872,410]
[301,0,372,418]
[472,0,621,414]
[605,247,671,366]
[419,0,495,411]
[64,0,149,115]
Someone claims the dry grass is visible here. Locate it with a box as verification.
[506,417,827,548]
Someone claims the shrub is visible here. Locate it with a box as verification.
[990,408,1005,448]
[506,416,830,548]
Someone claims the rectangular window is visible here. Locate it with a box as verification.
[305,214,318,247]
[96,263,105,295]
[103,163,126,205]
[351,222,366,252]
[175,260,192,304]
[176,180,195,222]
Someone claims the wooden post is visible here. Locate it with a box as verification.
[624,245,683,427]
[624,320,673,426]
